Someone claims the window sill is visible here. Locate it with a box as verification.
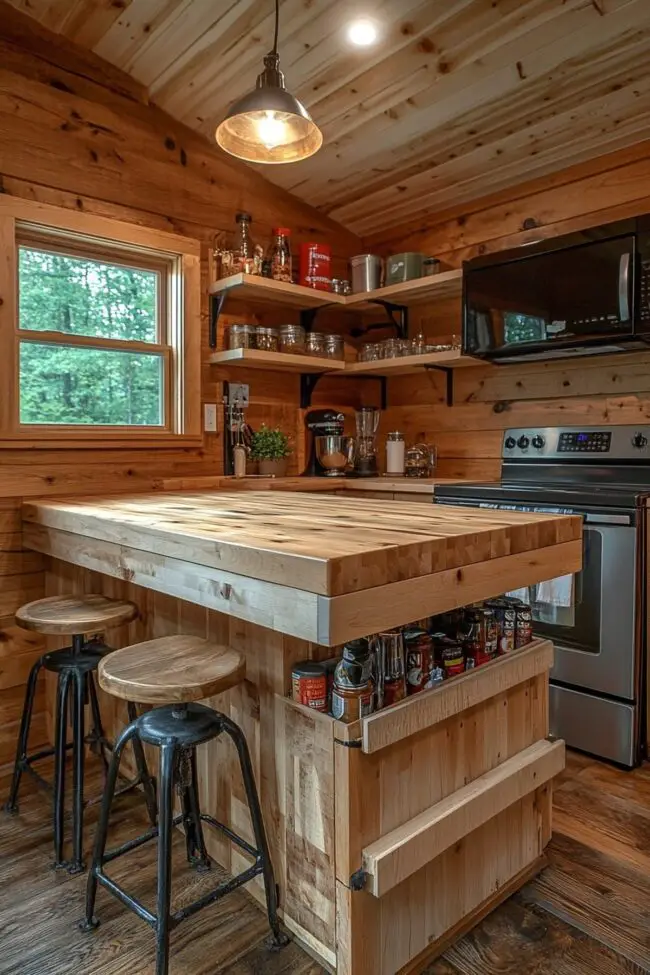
[0,433,205,450]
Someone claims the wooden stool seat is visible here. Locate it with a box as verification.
[16,594,138,636]
[98,635,246,704]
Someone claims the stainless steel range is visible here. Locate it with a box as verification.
[434,425,649,767]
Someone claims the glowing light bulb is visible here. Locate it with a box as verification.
[347,19,378,47]
[256,111,288,150]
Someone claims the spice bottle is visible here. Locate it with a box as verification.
[386,431,405,475]
[268,228,292,283]
[233,443,247,478]
[331,638,374,723]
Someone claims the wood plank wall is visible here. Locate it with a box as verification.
[0,5,360,782]
[366,140,650,479]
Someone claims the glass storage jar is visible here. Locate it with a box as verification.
[278,324,306,354]
[227,323,256,350]
[323,334,344,360]
[359,342,382,361]
[268,228,292,283]
[255,326,279,352]
[305,332,326,357]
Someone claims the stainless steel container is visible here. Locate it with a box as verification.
[350,254,383,293]
[315,435,355,477]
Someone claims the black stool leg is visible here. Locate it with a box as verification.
[127,701,157,826]
[222,717,288,948]
[155,741,176,975]
[81,721,138,931]
[87,674,110,774]
[53,669,72,870]
[69,667,87,875]
[181,748,210,872]
[4,655,43,814]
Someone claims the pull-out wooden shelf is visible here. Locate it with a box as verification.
[278,637,560,975]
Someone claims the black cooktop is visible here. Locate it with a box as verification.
[433,478,650,511]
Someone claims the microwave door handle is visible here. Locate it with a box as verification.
[619,252,631,321]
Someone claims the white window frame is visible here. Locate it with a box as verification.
[0,197,201,447]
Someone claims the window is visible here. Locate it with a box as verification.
[0,198,201,443]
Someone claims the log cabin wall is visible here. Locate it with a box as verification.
[366,140,650,480]
[0,6,361,782]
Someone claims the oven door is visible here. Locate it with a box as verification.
[533,514,637,701]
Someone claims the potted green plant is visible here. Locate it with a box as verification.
[249,425,292,477]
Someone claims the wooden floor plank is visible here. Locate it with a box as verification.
[522,832,650,970]
[3,752,650,974]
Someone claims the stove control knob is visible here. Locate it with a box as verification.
[517,435,530,450]
[505,436,516,449]
[532,435,545,449]
[632,432,648,449]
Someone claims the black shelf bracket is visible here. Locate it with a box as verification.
[300,373,326,410]
[368,300,409,339]
[425,364,454,407]
[299,305,337,332]
[209,291,229,349]
[300,373,387,410]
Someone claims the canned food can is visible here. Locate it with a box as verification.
[481,607,498,659]
[486,598,516,654]
[291,661,328,712]
[515,603,533,648]
[404,628,433,695]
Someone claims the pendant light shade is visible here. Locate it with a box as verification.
[215,4,322,164]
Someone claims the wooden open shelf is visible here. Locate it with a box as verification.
[208,348,347,373]
[345,349,482,375]
[209,273,347,308]
[348,268,462,309]
[210,347,481,374]
[209,268,462,309]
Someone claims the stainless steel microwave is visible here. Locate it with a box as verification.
[463,216,650,362]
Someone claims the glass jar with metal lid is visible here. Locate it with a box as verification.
[323,334,344,360]
[255,326,279,352]
[226,323,256,350]
[305,332,326,357]
[278,324,306,354]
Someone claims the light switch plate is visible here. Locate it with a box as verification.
[204,403,218,432]
[228,383,250,406]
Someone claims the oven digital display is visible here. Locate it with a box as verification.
[558,431,611,453]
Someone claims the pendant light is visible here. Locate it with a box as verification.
[215,0,322,165]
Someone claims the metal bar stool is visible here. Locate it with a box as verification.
[4,594,157,874]
[80,634,289,975]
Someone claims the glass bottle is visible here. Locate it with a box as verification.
[268,228,292,283]
[233,212,262,275]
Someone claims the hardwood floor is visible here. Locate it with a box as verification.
[1,751,650,974]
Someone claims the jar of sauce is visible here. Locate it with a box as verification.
[331,638,374,723]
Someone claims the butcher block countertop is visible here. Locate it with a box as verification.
[154,474,461,494]
[23,491,582,646]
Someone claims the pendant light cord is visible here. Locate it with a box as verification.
[273,0,279,54]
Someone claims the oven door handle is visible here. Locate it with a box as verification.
[583,512,631,525]
[619,252,631,322]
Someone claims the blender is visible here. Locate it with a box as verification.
[353,406,380,477]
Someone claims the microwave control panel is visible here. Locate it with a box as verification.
[641,258,650,323]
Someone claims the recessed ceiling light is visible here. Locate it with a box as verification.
[347,18,379,47]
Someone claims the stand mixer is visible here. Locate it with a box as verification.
[303,409,349,477]
[353,406,380,477]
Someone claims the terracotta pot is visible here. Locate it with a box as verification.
[258,457,288,478]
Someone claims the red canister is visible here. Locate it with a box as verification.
[299,242,331,291]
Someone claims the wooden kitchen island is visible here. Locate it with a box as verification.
[22,491,582,975]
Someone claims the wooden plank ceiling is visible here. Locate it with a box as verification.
[8,0,650,237]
